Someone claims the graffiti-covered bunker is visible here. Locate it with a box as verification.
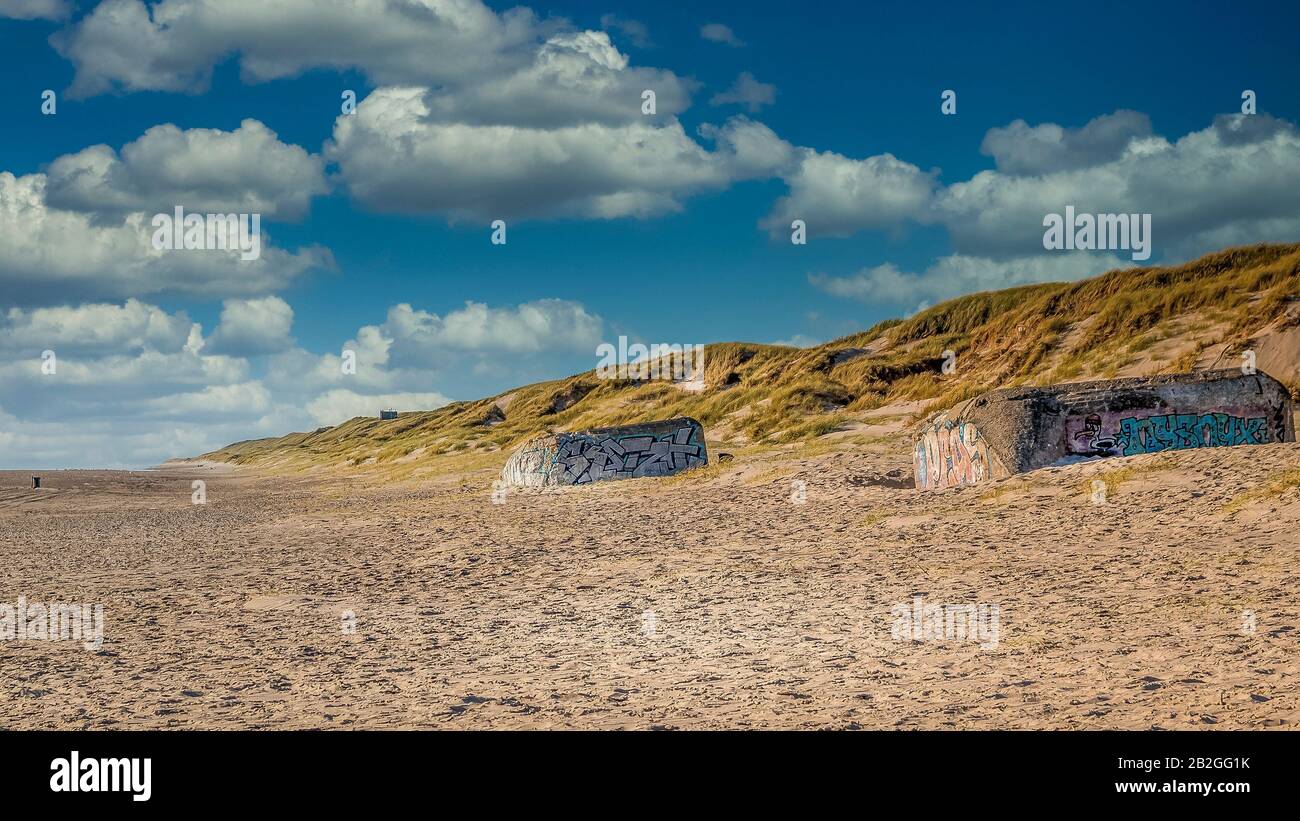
[913,370,1294,491]
[501,416,708,487]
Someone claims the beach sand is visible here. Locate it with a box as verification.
[2,437,1298,729]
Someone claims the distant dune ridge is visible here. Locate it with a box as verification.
[198,243,1300,475]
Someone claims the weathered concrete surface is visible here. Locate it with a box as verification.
[914,370,1295,490]
[501,417,708,487]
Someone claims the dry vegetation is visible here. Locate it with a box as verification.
[1225,467,1300,512]
[202,243,1300,474]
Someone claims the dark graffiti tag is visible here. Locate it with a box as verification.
[554,425,705,483]
[1114,412,1268,455]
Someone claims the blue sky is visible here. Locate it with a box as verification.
[1,0,1298,467]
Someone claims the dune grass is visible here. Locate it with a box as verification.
[201,243,1300,474]
[1225,468,1300,513]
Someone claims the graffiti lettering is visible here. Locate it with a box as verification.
[914,420,989,490]
[1067,408,1272,457]
[1116,412,1267,455]
[501,419,708,487]
[555,425,705,483]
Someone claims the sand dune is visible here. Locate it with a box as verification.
[2,436,1298,729]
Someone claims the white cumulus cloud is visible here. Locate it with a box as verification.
[980,110,1153,175]
[51,0,549,97]
[205,296,295,356]
[0,119,332,304]
[0,294,612,468]
[762,148,939,238]
[45,119,327,220]
[328,88,785,222]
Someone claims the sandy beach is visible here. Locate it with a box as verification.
[2,436,1298,730]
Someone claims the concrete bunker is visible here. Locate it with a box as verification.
[914,370,1295,491]
[501,416,708,487]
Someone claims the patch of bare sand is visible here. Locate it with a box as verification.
[1,439,1298,730]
